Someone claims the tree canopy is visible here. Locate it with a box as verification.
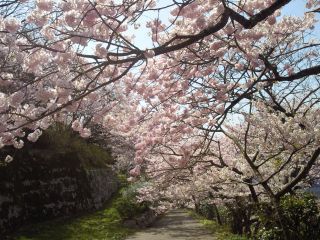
[0,0,320,220]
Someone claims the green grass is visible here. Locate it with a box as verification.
[12,192,136,240]
[189,211,248,240]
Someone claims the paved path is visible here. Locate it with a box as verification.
[125,209,215,240]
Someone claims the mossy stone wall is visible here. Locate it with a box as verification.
[0,147,118,235]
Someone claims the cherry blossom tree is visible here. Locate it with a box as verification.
[1,1,320,230]
[0,0,319,147]
[133,83,320,238]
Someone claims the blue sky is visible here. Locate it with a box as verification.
[130,0,319,49]
[282,0,306,16]
[282,0,320,36]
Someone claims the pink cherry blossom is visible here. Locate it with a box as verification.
[79,128,91,138]
[36,0,53,12]
[4,155,13,163]
[4,18,20,33]
[0,1,319,220]
[129,165,141,177]
[144,50,155,59]
[27,129,42,142]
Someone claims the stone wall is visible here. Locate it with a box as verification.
[86,169,119,209]
[0,151,118,235]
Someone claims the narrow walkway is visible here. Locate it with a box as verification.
[125,209,215,240]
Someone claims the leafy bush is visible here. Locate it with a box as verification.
[197,203,216,220]
[257,227,283,240]
[256,193,320,240]
[114,197,148,220]
[113,183,149,220]
[39,124,114,168]
[0,123,114,170]
[197,194,320,240]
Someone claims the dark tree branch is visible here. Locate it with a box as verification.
[276,147,320,198]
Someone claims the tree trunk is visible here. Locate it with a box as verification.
[272,198,290,240]
[213,203,222,225]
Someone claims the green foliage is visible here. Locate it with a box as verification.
[12,190,136,240]
[0,123,114,170]
[197,203,216,220]
[256,193,320,240]
[113,197,148,220]
[117,174,130,188]
[219,205,235,224]
[257,227,283,240]
[113,183,149,220]
[196,199,253,236]
[189,211,248,240]
[192,194,320,240]
[36,124,114,168]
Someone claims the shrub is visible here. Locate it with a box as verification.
[113,185,149,220]
[197,203,216,220]
[256,193,320,240]
[40,124,114,168]
[1,123,115,170]
[114,197,148,220]
[257,227,283,240]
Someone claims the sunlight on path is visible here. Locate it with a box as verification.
[125,209,215,240]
